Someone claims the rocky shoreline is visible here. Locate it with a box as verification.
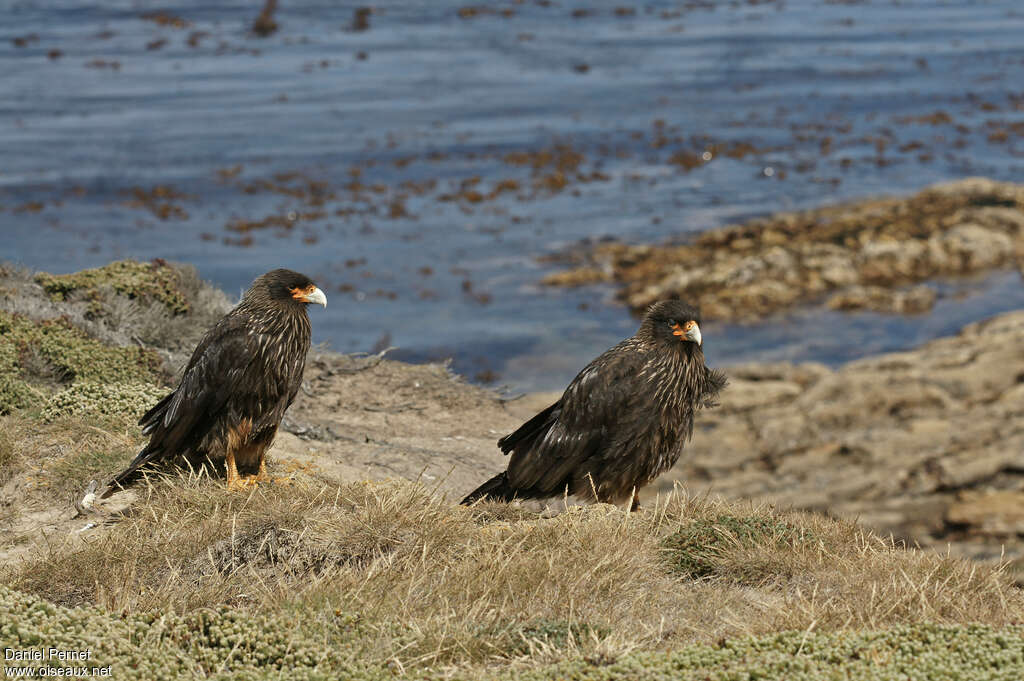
[543,178,1024,320]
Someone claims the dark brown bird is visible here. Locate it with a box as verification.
[102,269,326,497]
[462,300,726,511]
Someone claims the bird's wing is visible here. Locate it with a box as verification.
[504,340,646,493]
[137,314,258,460]
[104,316,259,496]
[497,400,562,456]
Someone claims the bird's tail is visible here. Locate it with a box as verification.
[100,447,157,499]
[460,472,518,506]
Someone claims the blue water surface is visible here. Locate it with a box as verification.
[2,0,1023,390]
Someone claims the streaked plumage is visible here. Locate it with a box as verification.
[462,300,726,510]
[102,269,326,497]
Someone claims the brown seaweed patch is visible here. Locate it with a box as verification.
[122,186,192,220]
[226,210,326,233]
[141,12,191,29]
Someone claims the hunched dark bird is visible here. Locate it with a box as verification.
[462,300,726,511]
[102,269,326,497]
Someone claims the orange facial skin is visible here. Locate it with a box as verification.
[290,284,318,301]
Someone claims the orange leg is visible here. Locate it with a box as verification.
[255,455,270,483]
[226,449,247,492]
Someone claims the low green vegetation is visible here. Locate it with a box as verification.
[40,381,168,424]
[0,310,162,384]
[34,259,192,315]
[0,585,373,681]
[0,309,163,414]
[0,336,38,413]
[663,514,813,580]
[510,624,1024,681]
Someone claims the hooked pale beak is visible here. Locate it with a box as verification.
[293,285,327,308]
[672,320,702,346]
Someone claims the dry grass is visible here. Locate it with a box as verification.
[4,475,1022,673]
[0,412,142,503]
[0,428,15,486]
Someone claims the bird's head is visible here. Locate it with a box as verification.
[254,269,327,309]
[642,300,703,349]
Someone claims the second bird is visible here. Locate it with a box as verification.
[462,300,727,511]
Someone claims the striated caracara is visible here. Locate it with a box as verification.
[102,269,326,497]
[462,300,727,511]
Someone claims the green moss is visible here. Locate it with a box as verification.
[34,259,190,315]
[663,514,810,579]
[41,382,168,423]
[0,310,162,386]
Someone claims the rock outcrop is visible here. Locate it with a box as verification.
[660,310,1024,572]
[544,178,1024,319]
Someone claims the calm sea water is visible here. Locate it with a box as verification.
[3,0,1024,390]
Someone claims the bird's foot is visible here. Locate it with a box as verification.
[227,475,259,492]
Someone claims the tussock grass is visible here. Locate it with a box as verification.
[663,513,813,579]
[4,478,1022,675]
